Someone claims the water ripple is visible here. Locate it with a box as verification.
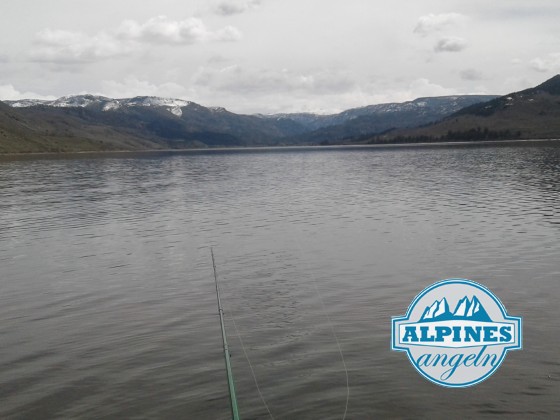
[1,143,560,418]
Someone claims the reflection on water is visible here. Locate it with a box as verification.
[1,142,560,418]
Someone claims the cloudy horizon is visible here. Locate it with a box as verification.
[1,0,560,114]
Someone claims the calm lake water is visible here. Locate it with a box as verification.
[1,142,559,419]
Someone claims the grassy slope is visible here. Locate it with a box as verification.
[0,102,184,153]
[373,75,560,142]
[392,93,560,140]
[0,101,305,153]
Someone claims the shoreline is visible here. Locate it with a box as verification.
[1,138,559,159]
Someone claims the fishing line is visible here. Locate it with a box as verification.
[281,155,350,419]
[212,247,275,420]
[211,200,350,419]
[228,300,275,420]
[293,237,350,420]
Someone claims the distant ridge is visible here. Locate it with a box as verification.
[284,95,498,144]
[0,93,496,153]
[3,75,559,153]
[372,74,560,143]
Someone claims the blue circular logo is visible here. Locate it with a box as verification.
[391,278,522,387]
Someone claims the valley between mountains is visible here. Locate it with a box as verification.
[2,75,560,153]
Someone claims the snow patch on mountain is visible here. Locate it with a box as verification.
[102,101,121,111]
[170,106,182,117]
[5,94,192,113]
[4,94,198,118]
[122,97,191,108]
[8,99,50,107]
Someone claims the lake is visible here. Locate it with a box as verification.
[1,142,559,419]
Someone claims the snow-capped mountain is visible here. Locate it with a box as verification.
[8,94,110,108]
[2,75,559,153]
[420,296,492,322]
[5,94,199,117]
[7,94,497,130]
[1,92,498,153]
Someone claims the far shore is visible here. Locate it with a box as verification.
[1,138,559,160]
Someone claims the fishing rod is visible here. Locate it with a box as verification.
[211,247,241,420]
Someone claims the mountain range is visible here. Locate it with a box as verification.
[0,92,495,153]
[1,74,560,153]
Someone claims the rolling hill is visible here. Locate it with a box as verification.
[371,74,560,143]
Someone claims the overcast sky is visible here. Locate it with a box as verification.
[1,0,560,114]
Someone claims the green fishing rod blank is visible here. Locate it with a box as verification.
[211,247,241,420]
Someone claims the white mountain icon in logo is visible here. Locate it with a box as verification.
[420,296,491,322]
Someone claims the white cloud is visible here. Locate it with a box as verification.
[215,1,261,16]
[117,17,207,44]
[434,36,467,53]
[99,76,191,99]
[190,65,459,113]
[406,78,457,98]
[502,76,532,93]
[32,28,134,63]
[6,2,556,114]
[529,53,560,72]
[338,79,456,107]
[414,13,466,36]
[213,26,243,42]
[31,16,242,64]
[0,84,56,101]
[193,65,355,95]
[117,16,241,44]
[190,65,364,113]
[290,78,457,114]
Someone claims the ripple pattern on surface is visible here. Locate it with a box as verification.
[1,143,560,418]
